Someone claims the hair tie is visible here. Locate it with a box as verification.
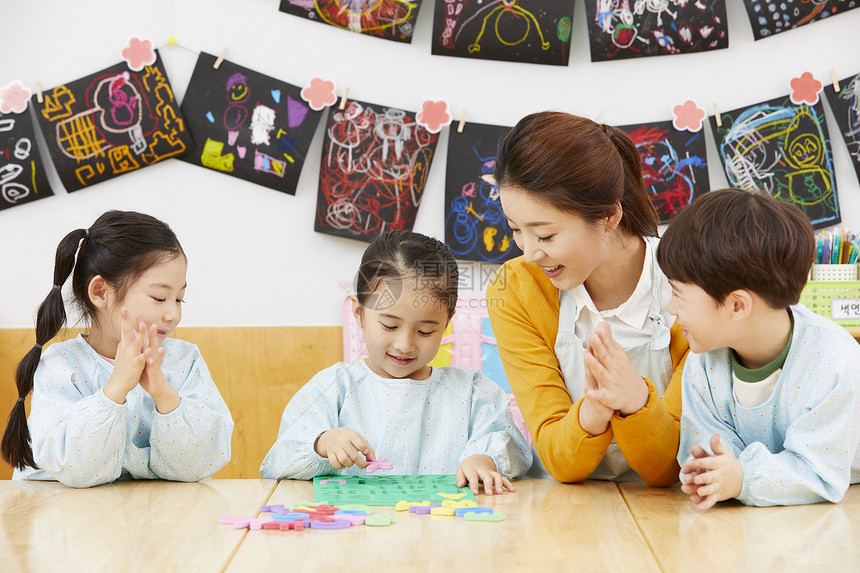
[84,227,90,240]
[35,343,44,349]
[52,284,61,291]
[16,397,24,403]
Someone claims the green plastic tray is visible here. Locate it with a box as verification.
[313,475,477,506]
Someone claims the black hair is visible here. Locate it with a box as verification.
[354,230,459,318]
[494,111,658,238]
[657,189,814,309]
[1,210,184,470]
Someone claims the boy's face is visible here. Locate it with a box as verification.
[352,279,451,381]
[667,280,732,354]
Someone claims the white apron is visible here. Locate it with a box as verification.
[527,236,673,481]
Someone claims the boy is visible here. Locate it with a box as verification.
[657,189,860,509]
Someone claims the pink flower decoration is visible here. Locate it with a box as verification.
[790,72,822,105]
[122,37,156,72]
[300,77,337,111]
[416,100,452,134]
[0,81,31,114]
[672,99,706,132]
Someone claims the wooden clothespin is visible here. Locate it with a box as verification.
[713,103,721,128]
[35,81,43,104]
[339,87,350,111]
[830,69,841,93]
[457,109,467,134]
[213,47,227,69]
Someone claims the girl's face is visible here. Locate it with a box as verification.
[500,185,616,291]
[352,279,451,380]
[91,255,187,357]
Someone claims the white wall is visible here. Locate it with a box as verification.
[1,0,858,327]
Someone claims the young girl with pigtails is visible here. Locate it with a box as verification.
[1,210,233,488]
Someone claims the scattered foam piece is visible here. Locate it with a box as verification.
[279,521,305,531]
[335,509,368,516]
[464,512,505,522]
[272,512,310,521]
[366,458,394,473]
[312,516,335,523]
[411,504,442,515]
[320,479,346,485]
[339,514,366,526]
[233,519,251,529]
[260,504,287,513]
[249,519,263,530]
[310,518,351,529]
[396,500,430,512]
[455,507,493,517]
[262,521,282,530]
[430,507,456,517]
[365,515,397,526]
[442,499,477,508]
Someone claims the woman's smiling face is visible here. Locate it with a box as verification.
[500,185,615,291]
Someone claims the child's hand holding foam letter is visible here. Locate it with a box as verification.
[315,427,376,469]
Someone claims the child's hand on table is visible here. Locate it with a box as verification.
[456,454,514,496]
[680,434,743,511]
[315,428,376,469]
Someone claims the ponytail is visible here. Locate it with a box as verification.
[1,228,87,470]
[494,112,658,240]
[603,125,659,238]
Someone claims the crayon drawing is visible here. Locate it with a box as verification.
[824,72,860,185]
[32,51,191,192]
[432,0,575,65]
[741,0,858,40]
[279,0,423,43]
[180,53,322,194]
[316,99,438,242]
[617,119,709,223]
[585,0,729,61]
[445,121,521,262]
[0,111,54,211]
[710,95,840,229]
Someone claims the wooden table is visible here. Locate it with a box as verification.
[0,479,276,573]
[2,479,857,572]
[620,483,860,573]
[225,479,660,572]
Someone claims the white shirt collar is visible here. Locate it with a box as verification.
[571,242,653,330]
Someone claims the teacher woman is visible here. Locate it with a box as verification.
[487,112,689,484]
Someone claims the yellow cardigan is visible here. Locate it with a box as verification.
[487,256,688,486]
